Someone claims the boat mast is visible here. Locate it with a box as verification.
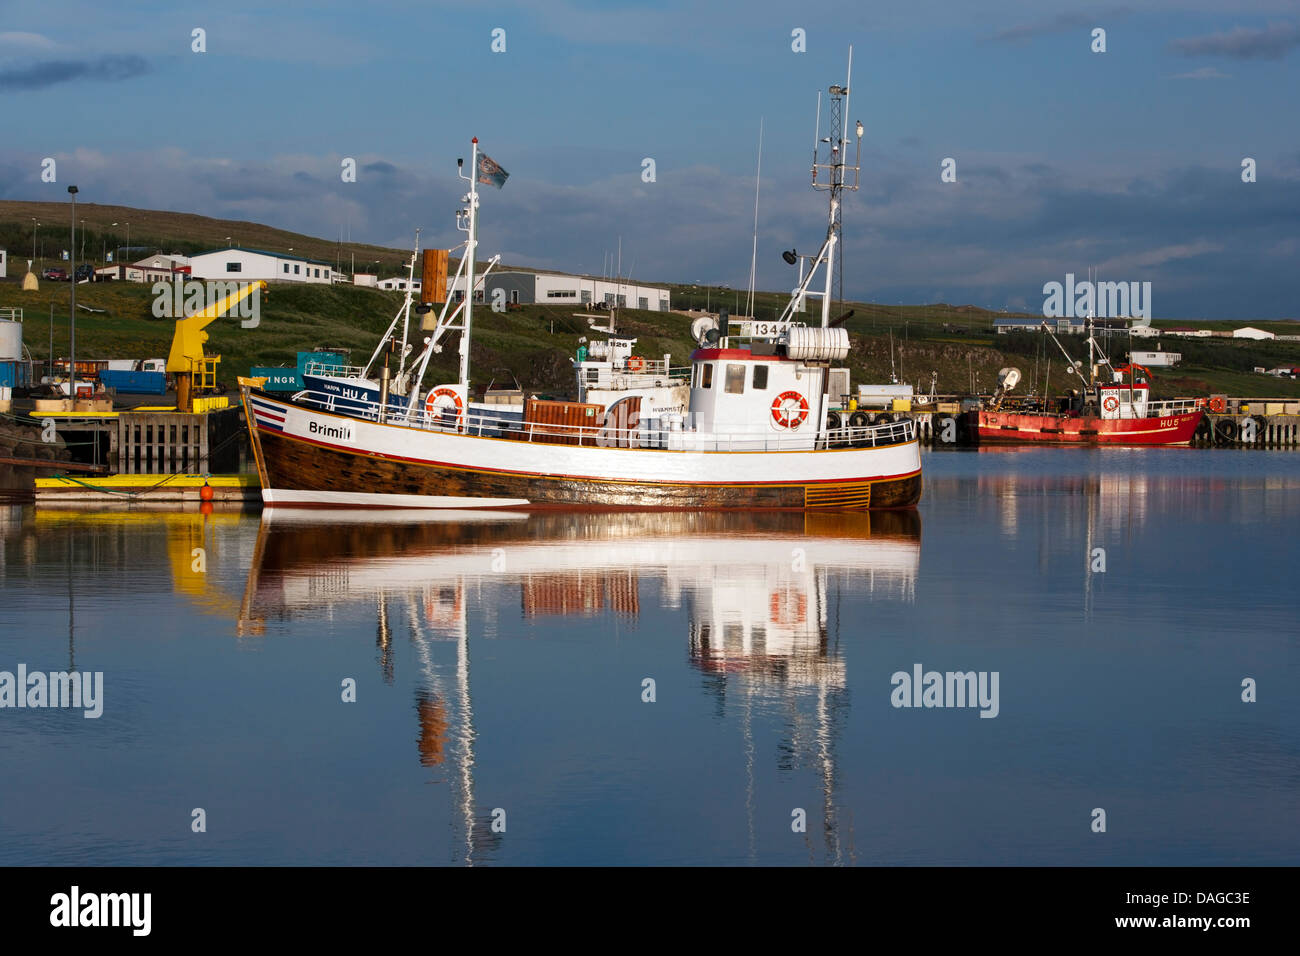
[746,117,764,320]
[457,138,481,389]
[1041,319,1088,388]
[1087,268,1095,387]
[397,229,418,380]
[808,47,863,328]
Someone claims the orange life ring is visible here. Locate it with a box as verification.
[1208,396,1226,413]
[771,390,810,429]
[424,387,464,425]
[626,356,645,372]
[1103,395,1119,413]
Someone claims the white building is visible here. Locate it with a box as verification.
[1129,325,1161,338]
[188,248,334,284]
[96,263,180,282]
[1233,326,1275,340]
[448,271,671,311]
[1129,350,1181,368]
[0,248,7,278]
[134,253,190,271]
[352,273,378,288]
[378,276,421,292]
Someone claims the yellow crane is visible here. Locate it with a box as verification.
[167,280,268,413]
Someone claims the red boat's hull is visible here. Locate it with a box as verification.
[978,410,1203,445]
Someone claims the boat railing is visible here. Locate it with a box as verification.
[303,360,367,379]
[821,419,916,448]
[1146,398,1202,415]
[291,388,916,452]
[583,358,690,378]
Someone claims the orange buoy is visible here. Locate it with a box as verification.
[199,481,214,502]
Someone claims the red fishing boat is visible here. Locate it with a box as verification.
[977,322,1204,445]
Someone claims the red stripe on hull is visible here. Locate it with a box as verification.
[978,410,1203,445]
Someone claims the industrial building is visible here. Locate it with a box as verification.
[448,271,671,311]
[97,262,184,282]
[1233,326,1276,341]
[188,248,335,284]
[994,316,1086,334]
[1129,349,1181,368]
[378,276,421,292]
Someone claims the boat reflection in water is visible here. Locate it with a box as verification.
[239,507,921,864]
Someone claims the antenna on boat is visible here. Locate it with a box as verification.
[780,47,863,329]
[746,117,764,320]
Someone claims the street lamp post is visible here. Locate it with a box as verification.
[68,186,78,404]
[31,218,38,266]
[80,219,86,261]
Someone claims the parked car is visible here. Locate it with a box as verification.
[42,268,68,281]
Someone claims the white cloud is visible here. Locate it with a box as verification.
[1170,66,1231,79]
[0,31,57,51]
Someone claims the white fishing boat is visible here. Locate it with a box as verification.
[241,58,922,511]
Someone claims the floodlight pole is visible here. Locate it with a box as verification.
[68,186,78,403]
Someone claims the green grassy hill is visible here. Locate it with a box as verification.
[4,277,1297,400]
[1,200,414,276]
[4,200,1297,399]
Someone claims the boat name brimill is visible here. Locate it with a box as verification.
[308,420,354,442]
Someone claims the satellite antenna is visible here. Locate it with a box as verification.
[690,315,719,345]
[988,366,1022,411]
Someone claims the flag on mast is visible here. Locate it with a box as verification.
[475,152,509,189]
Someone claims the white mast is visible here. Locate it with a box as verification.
[746,117,763,320]
[780,47,863,328]
[457,137,481,389]
[397,229,418,381]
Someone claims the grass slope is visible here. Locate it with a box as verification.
[4,278,1298,400]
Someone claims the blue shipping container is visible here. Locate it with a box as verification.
[0,362,30,389]
[100,369,167,394]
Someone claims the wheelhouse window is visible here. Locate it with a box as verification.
[725,364,746,394]
[700,364,713,389]
[752,365,768,390]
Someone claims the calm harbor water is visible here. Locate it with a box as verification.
[1,448,1296,866]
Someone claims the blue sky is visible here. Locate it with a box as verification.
[1,0,1297,317]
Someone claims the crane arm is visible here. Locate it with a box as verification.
[167,280,268,373]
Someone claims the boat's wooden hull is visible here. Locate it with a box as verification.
[244,389,922,510]
[977,410,1202,445]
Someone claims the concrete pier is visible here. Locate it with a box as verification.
[31,405,245,473]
